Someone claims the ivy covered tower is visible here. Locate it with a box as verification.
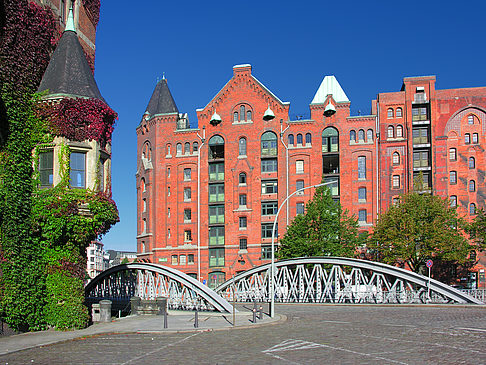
[29,9,119,329]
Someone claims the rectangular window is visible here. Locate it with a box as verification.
[296,160,304,174]
[450,171,457,184]
[179,255,187,265]
[39,150,54,187]
[296,202,305,215]
[261,245,272,260]
[449,148,456,161]
[261,158,277,173]
[392,175,400,189]
[412,127,429,144]
[358,187,366,202]
[239,194,247,207]
[184,168,191,181]
[413,151,429,168]
[184,187,191,201]
[323,177,339,196]
[473,133,479,144]
[188,254,195,264]
[209,226,224,245]
[70,152,86,188]
[412,107,428,121]
[261,180,278,194]
[99,157,106,192]
[209,184,224,202]
[261,223,278,239]
[296,180,304,195]
[209,162,224,181]
[239,238,247,250]
[209,205,225,224]
[184,230,192,242]
[358,156,366,180]
[171,255,178,265]
[358,210,367,223]
[239,216,247,229]
[209,248,224,267]
[184,208,191,222]
[262,201,278,216]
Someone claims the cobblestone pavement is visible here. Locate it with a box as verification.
[1,305,485,364]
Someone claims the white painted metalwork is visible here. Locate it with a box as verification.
[85,263,234,312]
[215,257,483,305]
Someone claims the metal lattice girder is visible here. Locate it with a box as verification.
[85,263,234,312]
[215,257,482,305]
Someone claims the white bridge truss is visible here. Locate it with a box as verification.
[85,263,234,312]
[215,257,482,304]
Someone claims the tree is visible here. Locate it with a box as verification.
[368,191,471,274]
[467,208,486,249]
[277,186,361,259]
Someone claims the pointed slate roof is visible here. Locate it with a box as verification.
[311,75,349,104]
[38,29,104,102]
[145,79,179,116]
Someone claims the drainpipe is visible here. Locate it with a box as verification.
[196,126,206,282]
[280,120,290,225]
[376,101,380,222]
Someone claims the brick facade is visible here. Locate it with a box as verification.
[136,65,486,289]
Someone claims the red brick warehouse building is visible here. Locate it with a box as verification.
[136,64,486,289]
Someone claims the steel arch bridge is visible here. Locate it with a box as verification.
[215,257,482,305]
[85,262,234,313]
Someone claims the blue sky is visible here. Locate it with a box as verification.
[95,0,486,252]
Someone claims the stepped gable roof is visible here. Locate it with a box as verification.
[38,29,105,102]
[311,75,349,104]
[145,78,179,116]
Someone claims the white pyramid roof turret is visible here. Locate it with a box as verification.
[311,75,349,104]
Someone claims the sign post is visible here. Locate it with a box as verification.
[426,259,433,302]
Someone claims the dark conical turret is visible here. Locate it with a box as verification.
[38,9,104,102]
[145,78,178,116]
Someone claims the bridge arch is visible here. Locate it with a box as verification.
[215,257,482,304]
[85,262,234,312]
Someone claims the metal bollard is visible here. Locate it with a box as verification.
[194,306,199,328]
[163,310,168,329]
[259,305,263,320]
[252,307,257,323]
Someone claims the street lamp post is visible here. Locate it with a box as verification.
[270,180,337,317]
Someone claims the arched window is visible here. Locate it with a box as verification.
[261,131,277,156]
[239,172,247,185]
[297,133,303,145]
[449,148,456,161]
[367,129,373,142]
[142,142,151,161]
[450,171,457,184]
[358,129,365,141]
[305,133,312,145]
[140,178,146,192]
[450,195,457,207]
[470,203,477,215]
[247,110,252,121]
[469,180,476,192]
[239,137,247,156]
[473,133,479,143]
[208,135,225,159]
[193,141,199,152]
[288,134,294,146]
[176,143,182,155]
[387,108,394,118]
[387,126,394,138]
[240,105,245,122]
[322,127,339,152]
[469,157,475,169]
[396,107,403,118]
[465,133,471,144]
[350,130,356,142]
[396,125,403,138]
[167,144,171,156]
[392,152,400,165]
[184,142,190,155]
[233,112,238,123]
